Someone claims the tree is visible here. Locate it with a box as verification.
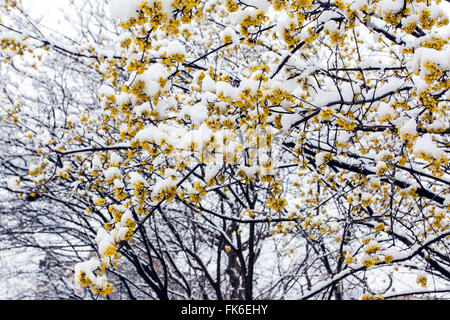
[0,0,449,300]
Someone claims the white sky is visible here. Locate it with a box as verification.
[23,0,76,34]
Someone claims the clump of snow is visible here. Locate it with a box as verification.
[145,81,160,97]
[377,102,395,120]
[280,113,303,131]
[413,134,445,159]
[239,78,259,95]
[202,75,216,92]
[382,248,405,260]
[133,102,152,117]
[6,176,20,191]
[216,81,239,100]
[323,19,339,33]
[336,131,353,145]
[398,118,417,136]
[411,48,450,75]
[182,103,209,125]
[109,0,141,20]
[114,179,124,189]
[110,210,134,241]
[229,6,267,33]
[104,167,122,182]
[316,151,330,167]
[91,155,102,170]
[66,114,79,125]
[378,0,404,16]
[374,150,393,162]
[427,118,446,132]
[160,40,186,57]
[221,27,240,44]
[109,0,177,21]
[135,125,162,143]
[245,0,271,11]
[99,85,115,98]
[151,178,177,199]
[95,228,115,256]
[204,164,222,181]
[138,63,169,87]
[444,195,450,207]
[372,78,405,99]
[75,257,100,281]
[238,164,259,178]
[128,171,147,186]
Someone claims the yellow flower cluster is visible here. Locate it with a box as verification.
[267,196,288,211]
[421,37,448,51]
[361,255,381,268]
[416,275,427,288]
